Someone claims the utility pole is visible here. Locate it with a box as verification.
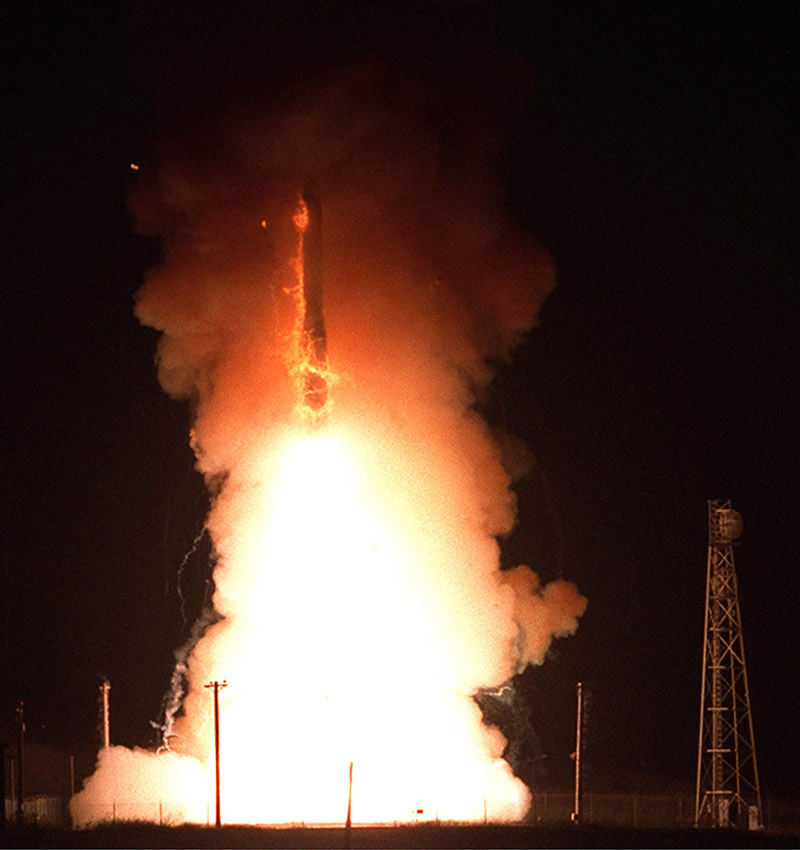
[15,701,24,825]
[0,745,4,833]
[345,761,353,849]
[571,682,584,825]
[695,500,762,830]
[100,681,110,749]
[0,557,9,832]
[346,761,353,828]
[204,680,227,828]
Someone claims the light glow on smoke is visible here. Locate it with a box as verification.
[70,67,587,827]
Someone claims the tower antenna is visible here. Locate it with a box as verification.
[695,500,762,830]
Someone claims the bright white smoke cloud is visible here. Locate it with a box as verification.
[71,47,586,827]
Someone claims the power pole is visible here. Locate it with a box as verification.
[571,682,584,825]
[100,681,110,749]
[345,761,353,848]
[0,743,4,833]
[15,701,24,825]
[346,761,353,828]
[695,500,762,830]
[204,680,227,827]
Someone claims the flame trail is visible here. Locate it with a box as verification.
[294,189,331,418]
[71,66,587,827]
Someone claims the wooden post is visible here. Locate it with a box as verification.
[204,681,227,828]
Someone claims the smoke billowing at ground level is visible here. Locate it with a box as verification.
[70,23,587,825]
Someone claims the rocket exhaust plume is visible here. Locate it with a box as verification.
[71,64,587,826]
[298,188,329,416]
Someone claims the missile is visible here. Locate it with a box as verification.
[301,187,328,413]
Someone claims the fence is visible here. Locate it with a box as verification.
[6,792,798,834]
[69,798,212,827]
[529,792,694,828]
[4,794,68,828]
[528,792,800,834]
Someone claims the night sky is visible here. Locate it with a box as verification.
[5,0,798,804]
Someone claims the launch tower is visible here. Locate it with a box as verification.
[694,499,762,830]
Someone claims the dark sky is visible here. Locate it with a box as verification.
[4,0,798,803]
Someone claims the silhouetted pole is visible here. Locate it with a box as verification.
[9,759,15,821]
[15,701,24,825]
[346,761,353,826]
[571,682,584,825]
[0,557,8,832]
[100,681,110,749]
[204,680,227,827]
[344,761,353,850]
[0,742,5,832]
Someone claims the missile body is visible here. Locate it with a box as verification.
[301,189,328,412]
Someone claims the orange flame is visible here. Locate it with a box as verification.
[287,196,334,425]
[71,188,585,828]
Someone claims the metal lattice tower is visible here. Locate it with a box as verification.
[695,499,762,830]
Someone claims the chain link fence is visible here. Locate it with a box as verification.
[5,791,799,834]
[528,792,800,834]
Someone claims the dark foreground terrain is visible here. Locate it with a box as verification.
[2,823,799,849]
